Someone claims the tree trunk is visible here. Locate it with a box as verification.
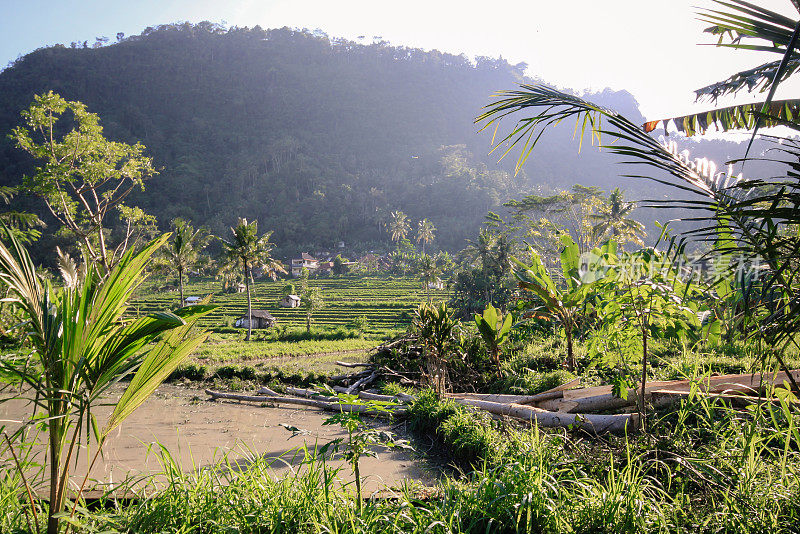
[244,261,252,342]
[96,223,110,272]
[306,311,311,334]
[178,267,184,307]
[47,424,62,534]
[565,323,575,373]
[639,322,648,432]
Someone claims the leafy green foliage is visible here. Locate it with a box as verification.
[11,91,158,270]
[155,217,211,304]
[515,235,616,371]
[412,302,460,394]
[474,304,512,376]
[0,227,213,534]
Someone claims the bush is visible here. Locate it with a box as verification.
[212,365,258,381]
[168,363,208,382]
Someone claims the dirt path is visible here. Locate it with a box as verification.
[1,384,435,495]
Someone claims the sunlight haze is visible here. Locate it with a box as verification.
[1,0,796,119]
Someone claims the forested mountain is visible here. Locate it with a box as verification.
[0,23,763,257]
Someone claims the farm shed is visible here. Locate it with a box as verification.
[280,294,301,308]
[235,310,276,329]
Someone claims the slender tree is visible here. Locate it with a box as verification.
[11,91,157,271]
[221,218,282,341]
[387,211,411,244]
[418,254,439,303]
[416,218,436,255]
[157,218,211,305]
[302,286,324,334]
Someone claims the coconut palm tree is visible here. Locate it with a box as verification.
[418,254,439,303]
[475,0,800,391]
[0,227,213,534]
[220,218,283,341]
[387,211,411,244]
[590,188,645,248]
[157,218,211,305]
[416,218,436,255]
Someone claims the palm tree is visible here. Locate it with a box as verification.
[158,218,210,305]
[590,188,645,248]
[418,254,439,303]
[475,0,800,392]
[464,228,497,271]
[0,228,212,534]
[220,218,283,341]
[417,218,436,255]
[387,211,411,244]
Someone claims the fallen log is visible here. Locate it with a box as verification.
[373,336,415,353]
[332,386,415,404]
[650,389,800,409]
[345,369,380,394]
[283,387,336,401]
[447,393,540,404]
[450,378,582,407]
[256,386,280,396]
[205,389,405,416]
[451,397,637,433]
[561,370,800,402]
[328,369,371,382]
[334,361,374,368]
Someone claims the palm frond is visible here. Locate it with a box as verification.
[643,98,800,135]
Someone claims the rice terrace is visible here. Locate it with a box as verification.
[3,0,800,532]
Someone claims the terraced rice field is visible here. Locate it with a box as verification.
[132,275,450,332]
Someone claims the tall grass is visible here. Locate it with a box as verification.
[3,373,800,532]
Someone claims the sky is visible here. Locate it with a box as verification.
[1,0,797,121]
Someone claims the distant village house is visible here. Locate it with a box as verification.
[291,253,319,277]
[235,310,276,329]
[427,279,445,290]
[280,294,301,308]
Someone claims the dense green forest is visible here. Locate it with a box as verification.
[0,23,761,260]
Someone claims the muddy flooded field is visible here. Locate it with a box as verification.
[0,384,435,495]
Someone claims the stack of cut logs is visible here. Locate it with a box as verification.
[206,364,800,434]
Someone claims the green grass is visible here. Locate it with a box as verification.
[6,386,800,533]
[191,332,379,363]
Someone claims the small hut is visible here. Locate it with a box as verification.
[279,294,301,308]
[235,310,276,329]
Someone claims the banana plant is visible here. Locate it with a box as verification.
[412,302,460,395]
[0,226,214,534]
[514,235,617,372]
[474,304,512,376]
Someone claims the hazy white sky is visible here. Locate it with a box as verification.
[1,0,797,120]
